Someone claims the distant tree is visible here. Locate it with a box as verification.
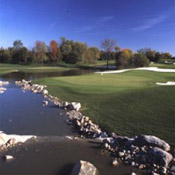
[13,40,23,50]
[26,50,35,63]
[12,47,28,63]
[34,41,48,64]
[0,48,11,63]
[138,48,157,62]
[80,43,88,64]
[160,52,172,60]
[115,49,134,69]
[115,46,121,52]
[101,39,116,69]
[156,52,172,63]
[72,42,84,62]
[60,39,73,63]
[131,53,149,67]
[85,47,100,64]
[60,37,86,64]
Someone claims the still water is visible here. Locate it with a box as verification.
[1,69,93,81]
[0,83,73,136]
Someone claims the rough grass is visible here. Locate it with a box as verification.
[33,71,175,145]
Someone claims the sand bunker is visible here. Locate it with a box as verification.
[156,81,175,86]
[96,67,175,74]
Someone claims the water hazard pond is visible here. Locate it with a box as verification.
[0,70,135,175]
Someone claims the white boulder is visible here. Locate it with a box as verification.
[71,160,98,175]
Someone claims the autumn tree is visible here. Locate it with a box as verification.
[85,47,100,64]
[115,49,134,69]
[49,40,60,62]
[101,39,116,69]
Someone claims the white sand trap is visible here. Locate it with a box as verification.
[96,67,175,75]
[137,67,175,72]
[156,81,175,86]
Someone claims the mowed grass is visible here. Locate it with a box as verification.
[34,71,175,145]
[150,63,175,69]
[0,63,75,75]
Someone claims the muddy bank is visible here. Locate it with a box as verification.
[0,137,135,175]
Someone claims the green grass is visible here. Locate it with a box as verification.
[33,71,175,145]
[0,63,76,75]
[150,63,175,69]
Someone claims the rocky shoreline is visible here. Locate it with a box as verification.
[0,81,9,94]
[0,79,174,175]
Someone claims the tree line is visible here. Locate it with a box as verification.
[0,38,174,69]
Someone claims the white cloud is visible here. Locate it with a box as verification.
[132,13,171,32]
[77,15,114,33]
[98,16,114,23]
[47,22,57,31]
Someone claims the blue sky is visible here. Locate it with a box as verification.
[0,0,174,54]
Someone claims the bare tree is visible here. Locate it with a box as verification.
[101,39,116,69]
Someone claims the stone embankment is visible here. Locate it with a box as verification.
[0,81,9,94]
[15,79,175,175]
[0,131,36,152]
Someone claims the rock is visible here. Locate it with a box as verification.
[112,159,118,166]
[104,143,110,149]
[42,89,48,95]
[65,136,74,140]
[84,117,89,122]
[71,160,98,175]
[67,102,81,111]
[6,138,16,145]
[148,147,173,167]
[111,132,118,138]
[133,135,170,151]
[0,131,35,147]
[138,164,145,169]
[170,166,175,172]
[151,173,159,175]
[131,162,136,166]
[97,132,108,141]
[119,152,125,157]
[64,101,69,107]
[3,155,14,162]
[0,81,9,86]
[160,166,167,174]
[43,100,48,106]
[72,102,81,111]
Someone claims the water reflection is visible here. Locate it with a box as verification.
[1,69,93,81]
